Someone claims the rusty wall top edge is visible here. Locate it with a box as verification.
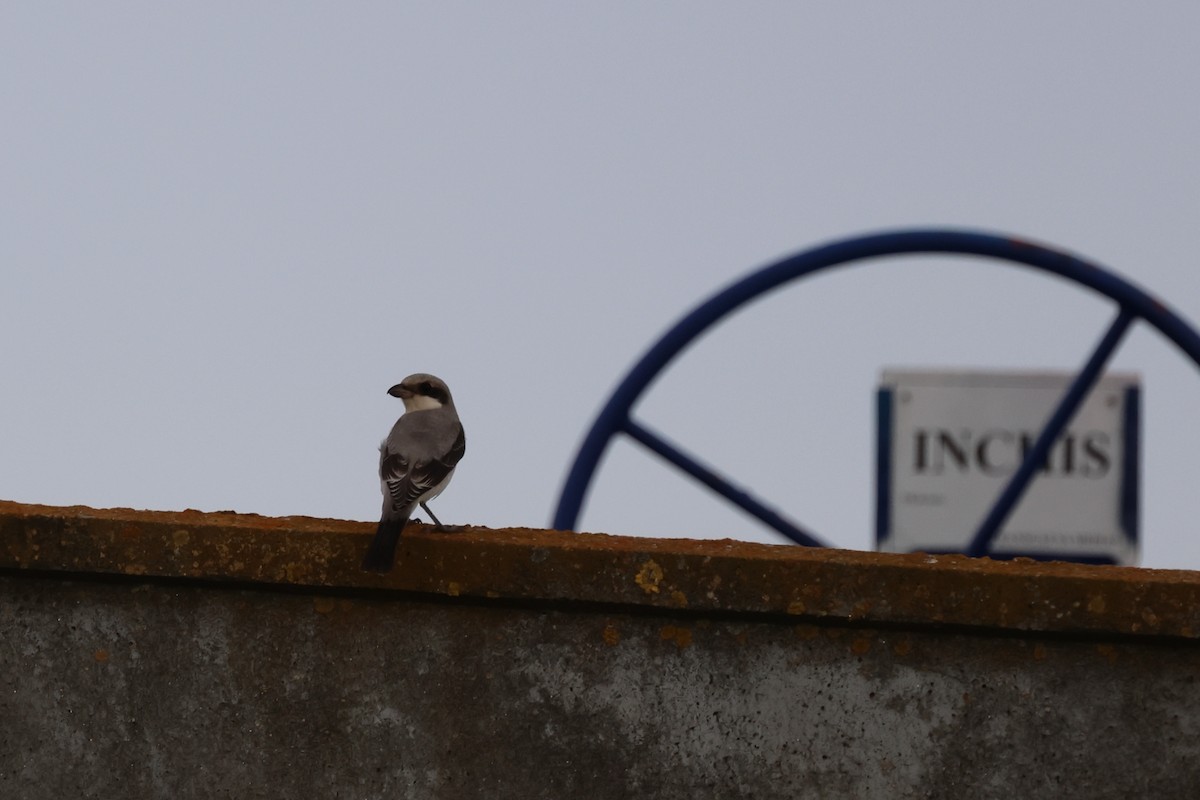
[1,499,1197,640]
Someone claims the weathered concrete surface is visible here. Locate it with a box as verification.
[3,500,1200,640]
[2,501,1200,798]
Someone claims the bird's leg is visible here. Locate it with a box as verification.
[420,503,444,527]
[420,502,463,532]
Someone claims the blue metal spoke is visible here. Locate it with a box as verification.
[622,417,828,548]
[966,306,1138,557]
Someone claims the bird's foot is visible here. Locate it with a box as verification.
[411,516,463,533]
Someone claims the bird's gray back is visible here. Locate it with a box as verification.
[383,406,463,462]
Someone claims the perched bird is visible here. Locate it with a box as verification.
[362,373,466,573]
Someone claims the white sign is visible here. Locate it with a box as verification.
[876,369,1140,564]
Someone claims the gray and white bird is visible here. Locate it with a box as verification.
[362,373,466,573]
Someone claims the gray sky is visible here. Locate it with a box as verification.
[3,4,1199,569]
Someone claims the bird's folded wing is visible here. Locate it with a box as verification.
[380,425,465,512]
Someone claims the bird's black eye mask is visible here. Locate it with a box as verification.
[421,382,449,405]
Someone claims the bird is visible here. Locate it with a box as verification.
[362,373,466,573]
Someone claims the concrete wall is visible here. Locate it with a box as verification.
[2,500,1199,798]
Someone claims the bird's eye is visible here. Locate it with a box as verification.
[420,382,433,394]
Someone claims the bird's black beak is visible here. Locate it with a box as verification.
[388,384,412,399]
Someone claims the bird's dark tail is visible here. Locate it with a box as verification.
[362,517,407,572]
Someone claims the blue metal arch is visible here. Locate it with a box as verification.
[553,229,1200,557]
